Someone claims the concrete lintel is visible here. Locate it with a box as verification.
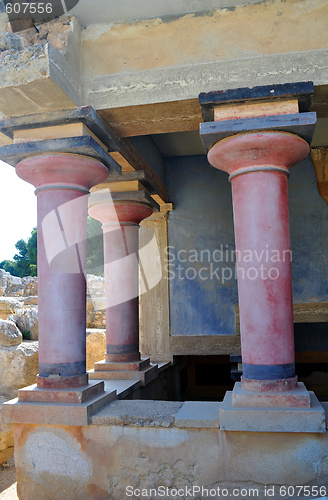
[220,392,326,433]
[83,49,328,111]
[199,82,314,122]
[0,135,121,173]
[174,401,221,428]
[200,112,316,152]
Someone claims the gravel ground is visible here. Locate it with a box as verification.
[0,459,17,499]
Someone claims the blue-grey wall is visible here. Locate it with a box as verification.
[166,155,328,336]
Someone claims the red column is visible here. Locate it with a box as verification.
[89,200,153,363]
[208,131,309,391]
[16,154,108,388]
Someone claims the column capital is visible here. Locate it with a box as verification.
[16,153,108,192]
[90,200,153,227]
[207,131,310,178]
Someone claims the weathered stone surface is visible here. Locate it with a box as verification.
[23,296,38,306]
[0,397,14,466]
[13,419,328,500]
[0,31,28,52]
[9,307,38,340]
[0,269,8,296]
[0,342,38,398]
[5,276,24,297]
[21,277,37,297]
[0,320,22,346]
[92,400,183,427]
[0,298,22,320]
[86,329,106,371]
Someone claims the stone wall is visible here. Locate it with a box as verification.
[0,269,106,336]
[12,401,328,500]
[0,271,107,465]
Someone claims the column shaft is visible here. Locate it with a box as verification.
[208,131,310,390]
[89,200,153,362]
[232,170,294,379]
[16,154,108,388]
[104,224,140,361]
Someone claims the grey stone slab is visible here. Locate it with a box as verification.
[174,401,221,428]
[220,391,326,433]
[92,400,183,427]
[103,379,141,399]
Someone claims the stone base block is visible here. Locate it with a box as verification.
[18,380,106,404]
[220,391,326,432]
[2,385,116,426]
[94,357,151,372]
[89,361,158,386]
[2,381,117,426]
[232,381,311,408]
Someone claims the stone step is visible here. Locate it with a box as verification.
[18,380,105,404]
[94,358,150,372]
[89,364,158,386]
[231,381,311,408]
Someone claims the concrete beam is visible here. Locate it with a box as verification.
[0,43,80,116]
[83,49,328,112]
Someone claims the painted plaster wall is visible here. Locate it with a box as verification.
[81,0,328,77]
[166,155,328,336]
[13,420,328,500]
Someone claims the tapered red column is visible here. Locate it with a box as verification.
[16,154,108,388]
[208,132,309,390]
[90,201,153,361]
[89,195,159,384]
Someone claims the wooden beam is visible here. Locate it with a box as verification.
[235,302,328,335]
[113,138,168,204]
[170,335,241,356]
[98,99,201,137]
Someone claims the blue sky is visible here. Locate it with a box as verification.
[0,160,37,262]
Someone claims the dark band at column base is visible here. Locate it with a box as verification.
[242,362,295,380]
[39,361,86,377]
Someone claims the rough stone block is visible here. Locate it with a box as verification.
[0,297,22,320]
[0,341,38,398]
[0,397,14,466]
[0,319,22,346]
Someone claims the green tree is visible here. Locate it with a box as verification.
[0,227,37,277]
[87,216,104,275]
